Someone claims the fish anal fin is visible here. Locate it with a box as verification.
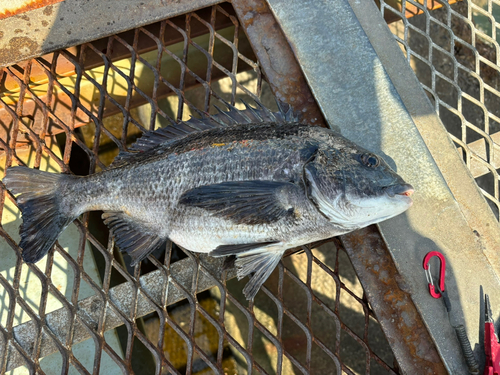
[179,180,304,225]
[102,211,165,266]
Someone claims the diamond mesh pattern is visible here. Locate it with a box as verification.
[0,3,399,374]
[380,0,500,219]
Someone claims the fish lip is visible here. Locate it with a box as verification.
[384,184,414,198]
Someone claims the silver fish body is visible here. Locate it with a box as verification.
[3,103,413,299]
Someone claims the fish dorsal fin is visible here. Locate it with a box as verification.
[102,211,166,266]
[110,99,299,168]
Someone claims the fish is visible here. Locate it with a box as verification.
[2,100,414,300]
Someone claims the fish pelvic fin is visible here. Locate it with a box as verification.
[102,211,166,266]
[3,166,76,263]
[211,242,286,300]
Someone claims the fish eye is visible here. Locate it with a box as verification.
[358,153,380,168]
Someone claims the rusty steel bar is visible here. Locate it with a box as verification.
[231,0,327,128]
[341,226,448,374]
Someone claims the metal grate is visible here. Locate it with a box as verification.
[379,0,500,220]
[0,3,401,374]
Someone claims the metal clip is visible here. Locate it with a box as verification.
[423,251,446,299]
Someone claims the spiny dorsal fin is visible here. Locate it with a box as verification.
[110,99,299,167]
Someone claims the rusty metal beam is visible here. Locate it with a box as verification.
[341,226,448,374]
[231,0,326,128]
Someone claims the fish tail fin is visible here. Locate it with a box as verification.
[3,166,76,263]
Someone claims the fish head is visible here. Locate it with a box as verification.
[304,131,413,229]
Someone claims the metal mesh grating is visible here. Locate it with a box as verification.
[0,3,401,374]
[379,0,500,219]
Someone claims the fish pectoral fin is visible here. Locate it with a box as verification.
[102,211,166,266]
[224,242,287,300]
[179,180,305,225]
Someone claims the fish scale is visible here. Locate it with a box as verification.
[3,102,414,300]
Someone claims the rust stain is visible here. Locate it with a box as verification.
[340,227,448,373]
[0,0,62,20]
[232,0,327,128]
[0,36,39,67]
[42,4,53,16]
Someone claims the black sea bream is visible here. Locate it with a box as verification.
[3,102,413,299]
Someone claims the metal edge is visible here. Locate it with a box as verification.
[0,0,223,68]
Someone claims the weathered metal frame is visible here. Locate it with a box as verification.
[0,0,225,68]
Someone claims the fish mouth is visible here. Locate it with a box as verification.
[384,184,414,199]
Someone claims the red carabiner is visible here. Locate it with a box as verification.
[423,251,446,299]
